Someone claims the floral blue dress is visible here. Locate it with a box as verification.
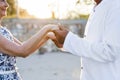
[0,27,22,80]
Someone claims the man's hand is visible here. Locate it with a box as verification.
[47,25,69,48]
[53,25,69,44]
[47,32,63,48]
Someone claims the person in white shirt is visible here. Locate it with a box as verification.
[48,0,120,80]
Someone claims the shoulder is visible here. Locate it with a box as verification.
[103,0,120,10]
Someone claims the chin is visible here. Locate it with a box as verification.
[1,13,7,17]
[0,12,6,18]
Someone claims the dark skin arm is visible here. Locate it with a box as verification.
[53,29,68,44]
[49,26,69,48]
[47,32,63,48]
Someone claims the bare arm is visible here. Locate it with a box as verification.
[0,25,58,57]
[13,37,22,45]
[13,35,49,51]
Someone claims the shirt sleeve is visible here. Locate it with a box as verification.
[63,8,120,63]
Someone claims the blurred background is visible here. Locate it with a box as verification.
[2,0,94,80]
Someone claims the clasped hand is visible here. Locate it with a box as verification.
[46,24,69,48]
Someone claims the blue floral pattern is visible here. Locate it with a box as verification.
[0,27,21,80]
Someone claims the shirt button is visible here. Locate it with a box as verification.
[81,67,83,69]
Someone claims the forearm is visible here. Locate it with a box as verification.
[64,32,118,63]
[0,34,49,58]
[14,37,22,45]
[20,26,50,56]
[37,36,49,48]
[0,26,52,57]
[25,35,49,55]
[0,25,58,57]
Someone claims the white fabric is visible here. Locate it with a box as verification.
[0,70,16,74]
[63,0,120,80]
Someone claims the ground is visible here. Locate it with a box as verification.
[16,51,80,80]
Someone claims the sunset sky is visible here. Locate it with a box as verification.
[18,0,93,19]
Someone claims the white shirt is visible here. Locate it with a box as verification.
[63,0,120,80]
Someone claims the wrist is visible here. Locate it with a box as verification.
[42,26,51,34]
[46,24,59,31]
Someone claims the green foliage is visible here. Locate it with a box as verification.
[65,10,90,20]
[80,14,89,20]
[7,0,16,16]
[64,0,92,20]
[19,8,35,18]
[6,0,35,18]
[83,0,93,5]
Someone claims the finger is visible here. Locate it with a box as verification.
[58,25,65,30]
[47,32,56,39]
[52,30,64,40]
[58,25,69,32]
[52,30,60,35]
[52,25,60,31]
[52,39,63,48]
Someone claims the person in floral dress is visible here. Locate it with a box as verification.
[0,0,59,79]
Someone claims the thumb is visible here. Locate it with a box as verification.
[59,25,69,31]
[59,25,65,30]
[52,39,63,48]
[52,30,60,35]
[52,30,57,35]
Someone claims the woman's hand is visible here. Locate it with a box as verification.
[47,32,63,48]
[44,24,59,31]
[47,32,56,40]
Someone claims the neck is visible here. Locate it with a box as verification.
[94,0,102,5]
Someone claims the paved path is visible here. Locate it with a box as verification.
[16,51,80,80]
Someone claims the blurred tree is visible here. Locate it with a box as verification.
[6,0,35,18]
[48,2,57,19]
[76,0,93,5]
[76,0,81,5]
[65,0,93,19]
[7,0,16,16]
[83,0,93,5]
[19,8,35,18]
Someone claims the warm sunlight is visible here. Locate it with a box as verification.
[18,0,93,19]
